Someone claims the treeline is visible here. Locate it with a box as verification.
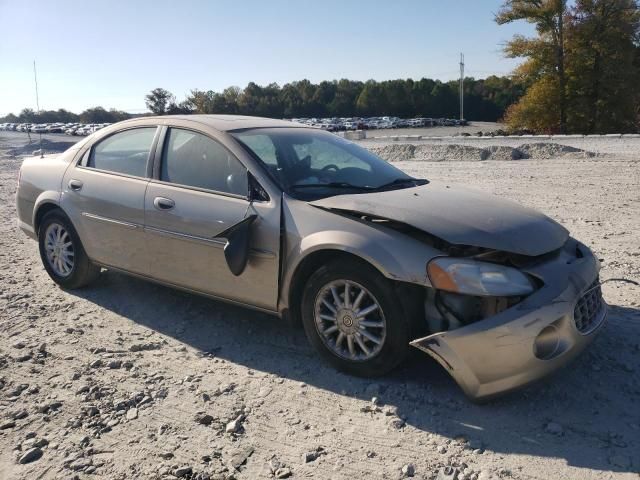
[145,76,523,121]
[497,0,640,134]
[0,107,132,124]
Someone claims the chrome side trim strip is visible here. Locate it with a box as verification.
[144,225,226,248]
[144,225,276,258]
[82,212,140,230]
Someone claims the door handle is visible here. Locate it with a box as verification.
[68,179,83,191]
[153,197,175,210]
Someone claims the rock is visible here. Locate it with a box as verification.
[268,458,283,473]
[545,422,563,435]
[436,466,459,480]
[89,359,102,368]
[12,409,28,420]
[175,466,193,477]
[302,447,325,463]
[390,417,405,429]
[126,408,138,420]
[303,451,319,463]
[436,445,447,454]
[401,463,416,477]
[33,438,49,448]
[108,360,122,369]
[225,415,244,433]
[229,446,254,469]
[18,447,43,464]
[196,413,214,426]
[129,342,162,352]
[0,420,16,430]
[69,457,92,471]
[609,455,631,469]
[85,405,99,417]
[275,467,292,478]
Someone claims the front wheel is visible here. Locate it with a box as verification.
[301,259,410,377]
[38,210,100,289]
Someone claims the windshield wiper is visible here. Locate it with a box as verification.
[290,182,375,191]
[373,178,428,191]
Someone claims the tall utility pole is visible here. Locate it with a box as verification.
[33,60,43,157]
[33,61,41,114]
[459,53,464,121]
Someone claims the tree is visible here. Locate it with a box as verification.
[145,88,176,115]
[497,0,640,133]
[566,0,640,133]
[497,0,569,132]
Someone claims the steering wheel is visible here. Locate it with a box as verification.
[321,164,339,173]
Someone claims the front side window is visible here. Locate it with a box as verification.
[232,128,424,199]
[88,127,156,177]
[161,128,247,196]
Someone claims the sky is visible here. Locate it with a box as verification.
[0,0,534,115]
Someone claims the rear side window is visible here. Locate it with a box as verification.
[161,128,247,196]
[88,128,156,177]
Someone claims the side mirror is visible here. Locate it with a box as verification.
[248,171,269,202]
[214,214,257,276]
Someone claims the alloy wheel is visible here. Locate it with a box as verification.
[44,222,75,277]
[314,279,387,361]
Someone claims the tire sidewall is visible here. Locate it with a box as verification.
[301,259,410,377]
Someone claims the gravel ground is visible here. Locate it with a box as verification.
[0,133,639,480]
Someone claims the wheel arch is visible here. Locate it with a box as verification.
[285,249,382,325]
[34,201,64,236]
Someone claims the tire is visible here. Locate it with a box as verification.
[38,210,100,289]
[301,258,410,377]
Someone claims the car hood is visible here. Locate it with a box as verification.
[309,183,569,256]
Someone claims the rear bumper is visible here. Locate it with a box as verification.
[411,240,605,401]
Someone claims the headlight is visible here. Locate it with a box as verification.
[427,257,535,297]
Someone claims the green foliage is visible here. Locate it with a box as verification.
[144,87,176,115]
[0,107,131,124]
[498,0,640,133]
[1,76,525,124]
[174,77,521,121]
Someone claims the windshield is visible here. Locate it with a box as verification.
[231,127,427,199]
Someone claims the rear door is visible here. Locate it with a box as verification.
[143,126,281,310]
[61,126,159,274]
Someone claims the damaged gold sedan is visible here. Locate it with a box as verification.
[16,115,606,401]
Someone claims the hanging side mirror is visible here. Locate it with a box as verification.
[214,214,258,276]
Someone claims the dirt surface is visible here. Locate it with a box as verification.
[0,133,639,480]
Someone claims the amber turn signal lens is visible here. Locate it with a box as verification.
[427,261,459,293]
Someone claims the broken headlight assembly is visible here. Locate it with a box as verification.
[427,257,535,297]
[425,257,537,331]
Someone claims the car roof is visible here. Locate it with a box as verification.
[121,114,307,132]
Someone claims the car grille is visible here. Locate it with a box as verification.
[574,278,605,334]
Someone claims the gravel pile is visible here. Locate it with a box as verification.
[367,142,597,162]
[1,138,79,157]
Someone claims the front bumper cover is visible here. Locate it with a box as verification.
[410,240,606,401]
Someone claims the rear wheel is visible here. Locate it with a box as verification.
[301,259,410,377]
[38,210,100,289]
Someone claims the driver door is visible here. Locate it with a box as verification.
[143,126,281,311]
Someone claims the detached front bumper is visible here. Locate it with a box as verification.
[411,240,606,401]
